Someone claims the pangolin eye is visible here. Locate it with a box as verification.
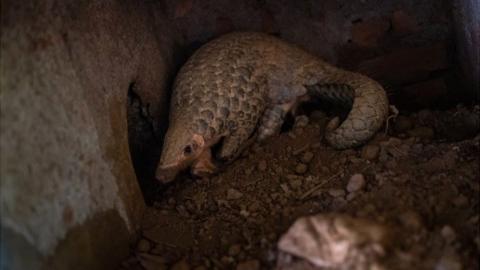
[183,145,193,155]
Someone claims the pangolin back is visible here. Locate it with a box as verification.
[168,32,389,153]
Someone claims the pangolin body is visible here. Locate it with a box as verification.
[157,32,389,182]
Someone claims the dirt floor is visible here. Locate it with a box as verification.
[121,105,479,270]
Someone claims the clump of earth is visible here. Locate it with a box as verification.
[121,105,479,270]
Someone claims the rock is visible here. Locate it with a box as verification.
[136,238,151,253]
[435,108,480,141]
[399,210,423,230]
[176,205,190,217]
[294,115,309,128]
[171,260,190,270]
[441,225,456,244]
[347,174,365,193]
[137,253,167,270]
[394,115,413,133]
[295,163,308,175]
[328,189,346,198]
[385,160,397,170]
[236,260,260,270]
[421,151,456,172]
[221,256,234,265]
[436,249,462,270]
[452,194,468,207]
[280,184,291,194]
[290,179,303,190]
[228,244,242,256]
[258,160,267,172]
[408,127,434,140]
[167,198,177,206]
[277,214,388,268]
[361,145,380,160]
[346,192,357,201]
[301,152,314,163]
[227,188,243,200]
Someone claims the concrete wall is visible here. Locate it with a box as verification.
[453,0,480,98]
[0,1,178,269]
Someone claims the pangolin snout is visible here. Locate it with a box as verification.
[155,164,180,184]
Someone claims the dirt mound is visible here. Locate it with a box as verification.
[122,105,479,270]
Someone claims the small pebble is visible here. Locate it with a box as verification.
[136,238,151,253]
[399,210,423,230]
[436,250,462,270]
[385,160,397,170]
[294,115,309,128]
[441,225,456,244]
[167,198,176,206]
[289,179,303,189]
[236,260,260,270]
[280,183,291,193]
[361,144,380,160]
[171,259,190,270]
[301,151,314,163]
[258,160,267,172]
[346,192,357,201]
[294,163,308,174]
[228,244,242,256]
[221,256,234,265]
[227,188,243,200]
[452,194,468,207]
[328,188,346,198]
[347,173,365,193]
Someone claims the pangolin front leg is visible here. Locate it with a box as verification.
[191,149,218,177]
[216,129,253,163]
[257,106,286,141]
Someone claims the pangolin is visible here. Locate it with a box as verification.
[156,32,389,183]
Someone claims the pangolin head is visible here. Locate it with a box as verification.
[155,124,206,183]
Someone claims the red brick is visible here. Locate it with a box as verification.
[261,9,277,34]
[215,17,234,35]
[174,0,193,19]
[392,10,418,35]
[402,79,448,107]
[351,17,390,47]
[357,43,449,84]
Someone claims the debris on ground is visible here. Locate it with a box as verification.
[277,214,389,270]
[120,105,479,270]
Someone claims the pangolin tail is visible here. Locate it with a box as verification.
[306,68,389,149]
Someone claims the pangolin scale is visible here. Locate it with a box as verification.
[156,32,389,182]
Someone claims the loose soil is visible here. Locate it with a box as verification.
[121,105,479,270]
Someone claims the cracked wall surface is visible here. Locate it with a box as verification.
[0,1,179,269]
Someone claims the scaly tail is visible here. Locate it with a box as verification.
[306,67,389,149]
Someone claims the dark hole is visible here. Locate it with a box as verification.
[127,82,163,205]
